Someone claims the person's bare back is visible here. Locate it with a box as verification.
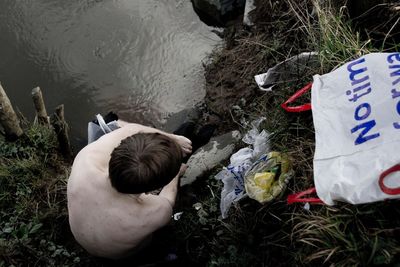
[67,122,191,259]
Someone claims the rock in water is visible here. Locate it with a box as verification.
[191,0,246,25]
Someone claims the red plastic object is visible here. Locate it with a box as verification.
[287,187,323,204]
[281,83,312,112]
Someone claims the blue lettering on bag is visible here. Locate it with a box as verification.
[354,103,371,121]
[351,120,380,145]
[234,187,242,195]
[227,165,245,195]
[387,53,400,64]
[347,57,372,102]
[348,58,368,82]
[346,56,379,145]
[389,65,400,86]
[387,53,400,129]
[394,101,400,129]
[391,88,400,99]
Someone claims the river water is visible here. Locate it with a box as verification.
[0,0,219,147]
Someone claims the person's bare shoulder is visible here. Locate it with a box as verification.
[130,194,173,230]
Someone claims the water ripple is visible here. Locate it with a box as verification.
[0,0,220,146]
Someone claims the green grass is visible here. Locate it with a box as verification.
[309,0,375,70]
[0,124,85,266]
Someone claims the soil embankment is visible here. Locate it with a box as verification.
[202,0,312,133]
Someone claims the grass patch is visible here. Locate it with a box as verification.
[291,0,376,70]
[0,124,88,266]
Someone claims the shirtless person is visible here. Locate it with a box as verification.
[67,121,192,259]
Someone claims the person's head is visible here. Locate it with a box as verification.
[109,133,182,194]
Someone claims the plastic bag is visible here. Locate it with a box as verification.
[215,118,270,218]
[215,148,252,219]
[87,114,119,144]
[244,152,292,204]
[312,53,400,204]
[254,52,319,91]
[284,53,400,205]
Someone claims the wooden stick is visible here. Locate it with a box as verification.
[0,82,23,140]
[32,86,49,126]
[51,104,73,161]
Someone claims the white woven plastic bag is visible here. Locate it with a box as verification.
[285,53,400,205]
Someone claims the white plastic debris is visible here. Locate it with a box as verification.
[242,117,270,159]
[254,52,319,91]
[215,117,270,218]
[193,203,202,211]
[173,212,183,221]
[243,0,256,26]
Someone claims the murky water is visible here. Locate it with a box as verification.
[0,0,219,147]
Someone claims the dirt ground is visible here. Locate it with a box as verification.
[201,0,312,135]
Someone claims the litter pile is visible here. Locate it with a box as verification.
[215,118,293,218]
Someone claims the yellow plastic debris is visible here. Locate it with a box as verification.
[254,172,274,190]
[244,152,293,204]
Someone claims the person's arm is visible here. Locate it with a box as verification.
[159,176,179,208]
[159,164,187,207]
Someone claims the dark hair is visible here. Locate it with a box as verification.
[109,133,182,194]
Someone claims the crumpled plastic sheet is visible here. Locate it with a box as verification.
[215,117,270,218]
[243,0,256,26]
[254,52,319,91]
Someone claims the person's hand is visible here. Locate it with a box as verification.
[173,135,192,156]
